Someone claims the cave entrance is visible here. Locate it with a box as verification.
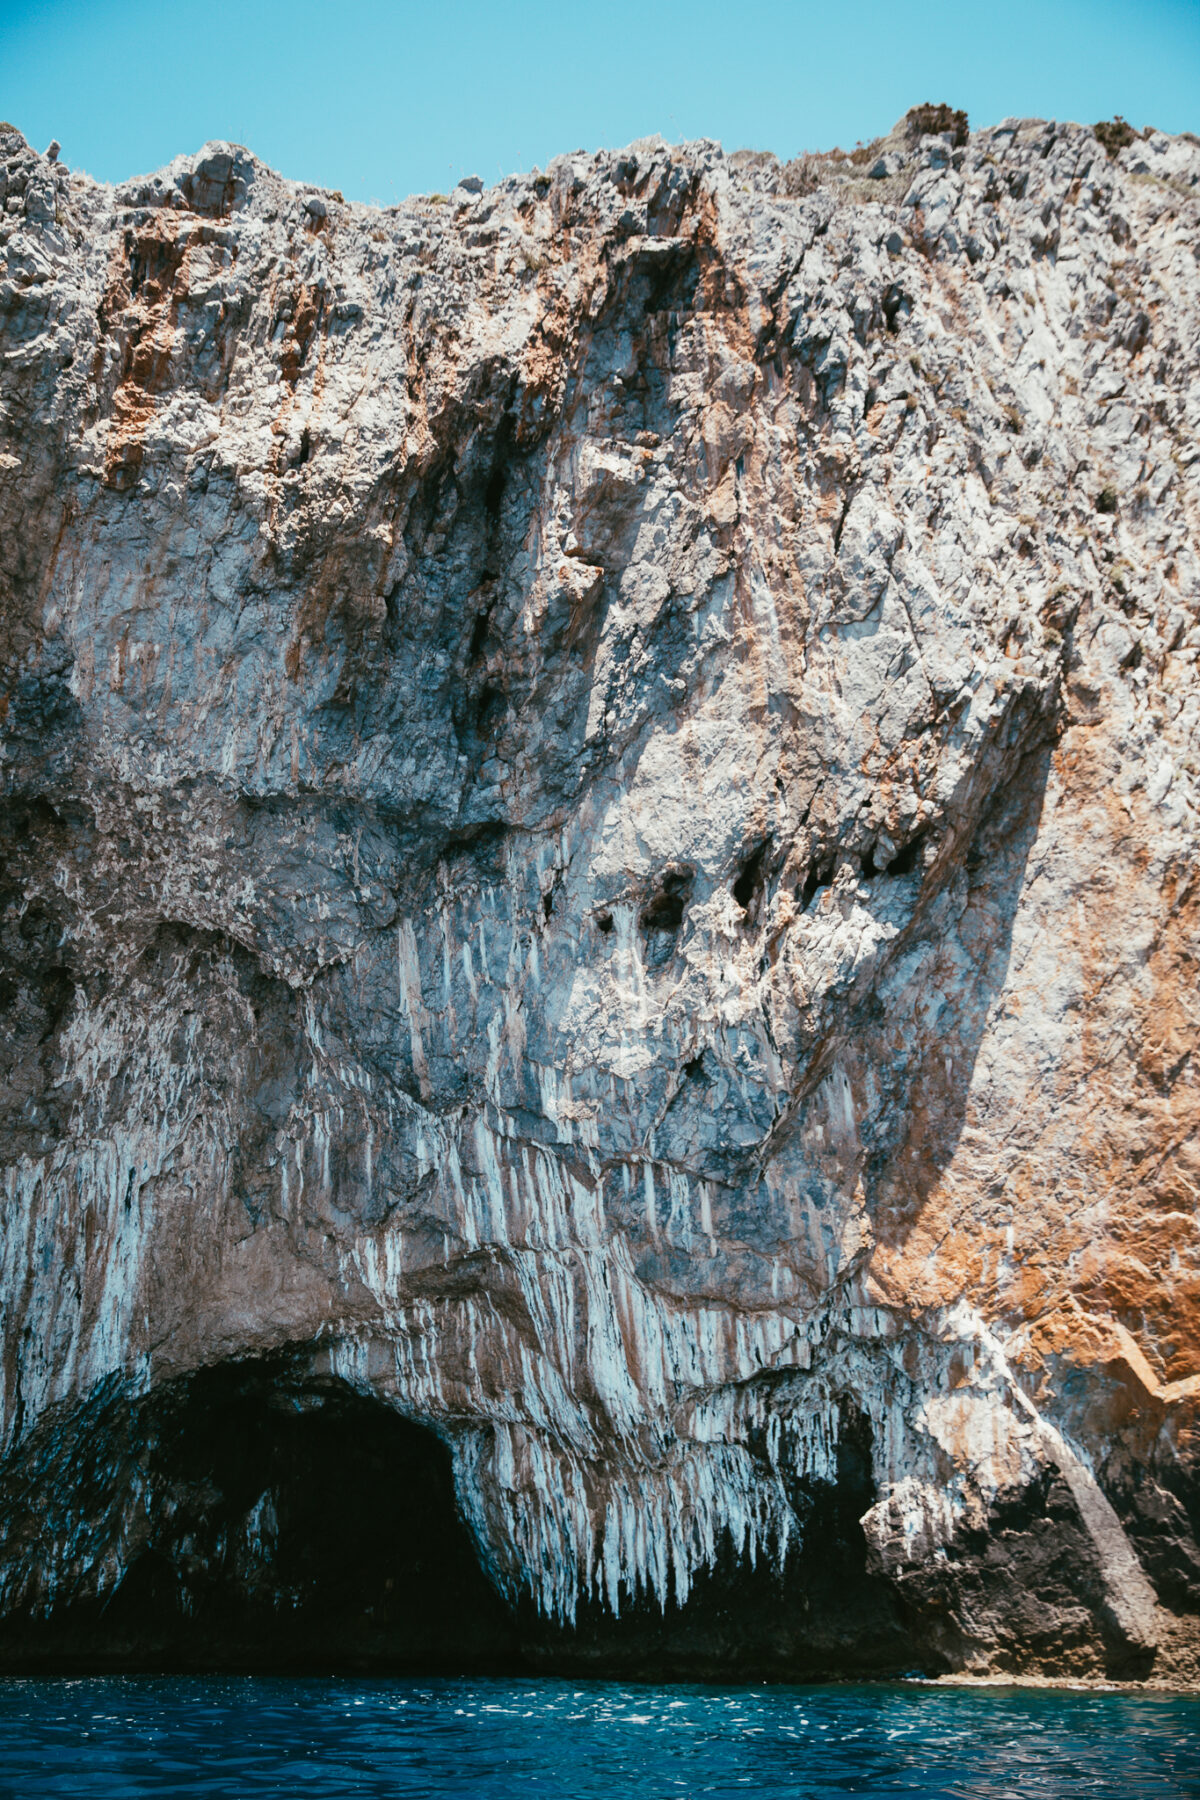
[6,1358,519,1672]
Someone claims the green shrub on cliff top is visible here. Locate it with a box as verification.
[906,103,968,147]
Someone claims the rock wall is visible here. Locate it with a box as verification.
[1,106,1199,1678]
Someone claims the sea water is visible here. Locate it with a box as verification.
[0,1677,1196,1797]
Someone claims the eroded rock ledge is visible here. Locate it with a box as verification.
[1,106,1199,1680]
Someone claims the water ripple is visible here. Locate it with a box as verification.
[0,1677,1196,1798]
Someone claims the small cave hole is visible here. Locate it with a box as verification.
[887,834,926,877]
[641,890,684,933]
[860,845,879,880]
[882,283,909,334]
[484,462,507,517]
[436,821,509,880]
[473,684,504,736]
[595,910,614,935]
[468,608,491,663]
[640,868,693,935]
[796,859,833,910]
[296,426,312,466]
[682,1053,706,1082]
[39,966,76,1040]
[483,415,516,521]
[732,842,769,916]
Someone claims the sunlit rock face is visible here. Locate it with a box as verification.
[1,107,1199,1678]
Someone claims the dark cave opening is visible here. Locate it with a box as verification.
[526,1406,919,1681]
[0,1361,518,1673]
[0,1367,928,1678]
[640,866,694,938]
[732,841,769,919]
[15,1366,1137,1681]
[797,858,833,909]
[886,833,926,877]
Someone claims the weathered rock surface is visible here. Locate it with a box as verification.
[1,105,1199,1678]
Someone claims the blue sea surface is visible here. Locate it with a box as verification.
[0,1677,1196,1798]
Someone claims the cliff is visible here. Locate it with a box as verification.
[1,104,1199,1679]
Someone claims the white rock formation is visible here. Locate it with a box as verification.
[0,105,1198,1677]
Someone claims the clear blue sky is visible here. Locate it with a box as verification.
[2,0,1197,204]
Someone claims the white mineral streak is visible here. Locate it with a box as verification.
[1,106,1199,1674]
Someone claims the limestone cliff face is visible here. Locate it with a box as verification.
[1,107,1199,1678]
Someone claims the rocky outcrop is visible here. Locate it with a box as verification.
[1,105,1199,1679]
